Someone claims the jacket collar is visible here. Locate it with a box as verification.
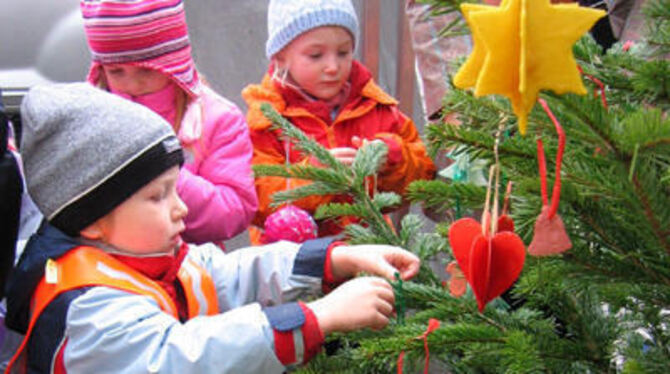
[245,60,397,131]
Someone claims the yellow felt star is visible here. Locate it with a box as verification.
[520,0,605,129]
[452,2,504,89]
[453,0,604,135]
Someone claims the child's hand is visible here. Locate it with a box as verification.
[330,245,420,282]
[329,147,358,166]
[351,136,388,168]
[351,136,384,149]
[308,147,357,167]
[308,276,394,335]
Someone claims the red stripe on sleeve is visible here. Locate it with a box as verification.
[272,328,296,366]
[298,302,324,364]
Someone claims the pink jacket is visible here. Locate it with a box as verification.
[177,85,258,244]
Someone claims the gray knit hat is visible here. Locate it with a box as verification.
[266,0,359,58]
[20,83,183,236]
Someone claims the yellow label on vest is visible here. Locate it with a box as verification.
[45,259,58,284]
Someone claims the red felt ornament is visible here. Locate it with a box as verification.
[449,218,526,312]
[528,99,572,256]
[497,215,515,233]
[262,139,319,244]
[262,205,318,244]
[448,167,526,312]
[445,261,467,298]
[497,181,515,233]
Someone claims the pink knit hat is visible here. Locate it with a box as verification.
[81,0,201,98]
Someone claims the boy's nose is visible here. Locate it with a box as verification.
[173,195,189,220]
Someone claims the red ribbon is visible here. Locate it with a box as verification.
[397,351,405,374]
[622,40,634,52]
[397,318,441,374]
[577,65,608,109]
[537,99,566,219]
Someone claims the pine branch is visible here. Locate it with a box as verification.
[251,164,291,178]
[425,120,533,161]
[253,163,352,186]
[260,103,346,173]
[406,179,486,211]
[371,192,402,211]
[632,175,670,258]
[270,182,348,206]
[257,103,402,245]
[642,0,670,56]
[314,202,372,220]
[351,140,388,181]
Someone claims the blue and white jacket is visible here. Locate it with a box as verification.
[5,223,334,373]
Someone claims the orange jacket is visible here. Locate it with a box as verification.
[242,61,436,235]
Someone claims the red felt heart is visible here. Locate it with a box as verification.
[448,218,482,274]
[528,205,572,256]
[487,231,526,306]
[449,218,526,312]
[482,211,516,233]
[469,235,491,312]
[497,214,515,233]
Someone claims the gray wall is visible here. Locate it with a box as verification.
[184,1,270,110]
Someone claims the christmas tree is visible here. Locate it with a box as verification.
[253,0,670,372]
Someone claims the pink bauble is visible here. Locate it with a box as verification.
[263,205,318,243]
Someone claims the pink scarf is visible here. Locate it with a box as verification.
[110,82,178,126]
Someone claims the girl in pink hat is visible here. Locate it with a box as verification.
[80,0,258,246]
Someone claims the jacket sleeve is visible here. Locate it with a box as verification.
[64,289,288,373]
[62,239,335,373]
[375,108,436,195]
[207,237,335,368]
[177,103,259,244]
[199,238,332,309]
[250,128,336,226]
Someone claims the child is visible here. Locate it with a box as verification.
[81,0,258,245]
[242,0,436,241]
[4,83,420,373]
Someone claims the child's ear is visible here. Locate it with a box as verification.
[80,221,104,240]
[272,55,286,69]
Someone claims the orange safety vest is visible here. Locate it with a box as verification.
[6,246,219,373]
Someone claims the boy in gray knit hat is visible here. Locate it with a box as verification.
[5,83,420,372]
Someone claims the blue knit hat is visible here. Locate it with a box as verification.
[266,0,359,58]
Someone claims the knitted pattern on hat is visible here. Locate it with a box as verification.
[266,0,359,58]
[20,83,183,236]
[81,0,201,98]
